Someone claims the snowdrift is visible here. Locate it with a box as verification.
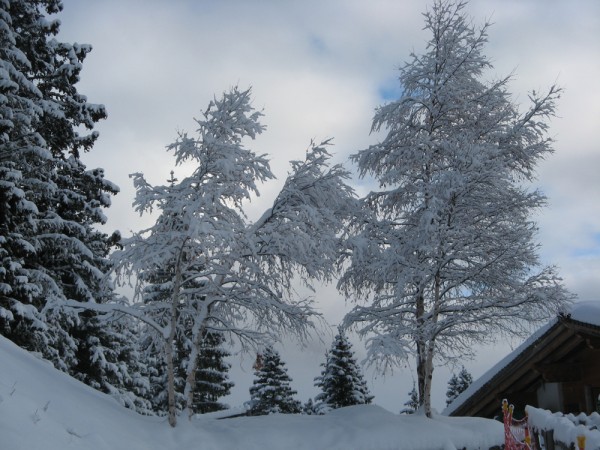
[0,336,503,450]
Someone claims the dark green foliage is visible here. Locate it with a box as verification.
[302,398,317,415]
[140,328,234,416]
[248,346,301,416]
[314,327,373,411]
[400,383,419,414]
[0,0,143,408]
[192,330,233,414]
[446,366,473,406]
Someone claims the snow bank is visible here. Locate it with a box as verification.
[0,336,503,450]
[527,406,600,450]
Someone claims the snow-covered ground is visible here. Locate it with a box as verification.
[0,336,503,450]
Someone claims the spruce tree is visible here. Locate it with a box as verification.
[192,330,233,414]
[247,346,301,415]
[144,327,234,416]
[400,383,419,414]
[302,398,317,415]
[446,366,472,406]
[0,0,133,404]
[314,327,373,411]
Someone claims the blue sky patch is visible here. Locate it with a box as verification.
[308,35,328,55]
[378,77,404,102]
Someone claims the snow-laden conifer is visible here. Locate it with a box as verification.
[0,0,135,406]
[446,366,472,406]
[339,0,571,417]
[400,383,419,415]
[247,346,301,415]
[192,330,233,414]
[314,327,372,412]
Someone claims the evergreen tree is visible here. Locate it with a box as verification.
[302,398,317,415]
[192,330,233,414]
[446,366,472,406]
[141,324,234,417]
[0,0,146,409]
[314,327,373,412]
[247,346,301,415]
[400,383,419,415]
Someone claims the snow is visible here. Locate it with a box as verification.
[526,406,600,449]
[0,335,503,450]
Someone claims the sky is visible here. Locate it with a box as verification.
[54,0,600,413]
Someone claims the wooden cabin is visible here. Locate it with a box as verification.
[445,301,600,418]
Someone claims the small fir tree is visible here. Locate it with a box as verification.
[446,366,473,406]
[192,330,234,414]
[314,327,373,411]
[302,398,317,415]
[247,347,301,415]
[400,383,419,414]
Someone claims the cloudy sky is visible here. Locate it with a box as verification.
[55,0,599,413]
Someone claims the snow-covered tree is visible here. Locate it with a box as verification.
[192,329,233,414]
[108,86,355,426]
[302,398,317,415]
[247,346,301,416]
[339,0,571,417]
[0,0,129,400]
[446,366,472,406]
[314,327,373,412]
[400,383,419,415]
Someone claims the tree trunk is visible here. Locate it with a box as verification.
[183,328,202,420]
[416,342,435,418]
[422,342,435,417]
[184,311,208,420]
[415,290,428,415]
[415,273,441,418]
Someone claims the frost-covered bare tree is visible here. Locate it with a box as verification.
[109,87,355,427]
[338,1,571,417]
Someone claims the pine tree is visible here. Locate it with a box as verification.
[0,0,127,394]
[446,366,472,406]
[314,327,373,412]
[247,346,301,416]
[339,0,570,417]
[302,398,317,415]
[192,330,233,414]
[400,383,419,415]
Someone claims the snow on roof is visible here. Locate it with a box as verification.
[443,301,600,416]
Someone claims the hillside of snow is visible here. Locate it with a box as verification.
[0,336,503,450]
